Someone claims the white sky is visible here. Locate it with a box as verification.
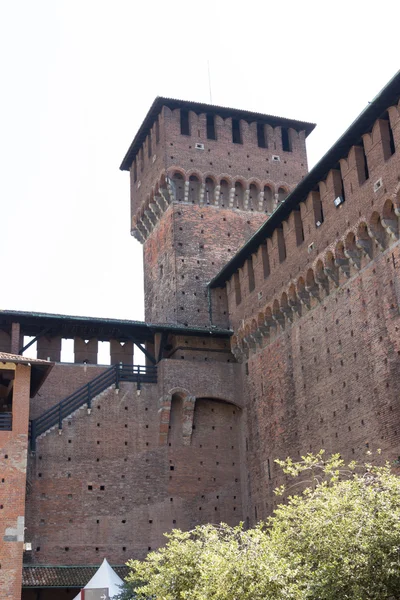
[1,0,399,325]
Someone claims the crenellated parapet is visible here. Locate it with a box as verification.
[210,79,400,350]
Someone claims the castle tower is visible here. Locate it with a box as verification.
[120,99,315,326]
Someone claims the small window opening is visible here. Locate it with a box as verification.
[281,127,292,152]
[234,272,241,305]
[247,257,255,292]
[206,114,216,140]
[147,132,152,158]
[232,119,242,144]
[140,147,144,171]
[312,192,324,226]
[293,208,304,245]
[257,123,267,148]
[180,109,190,136]
[277,226,286,262]
[261,243,270,278]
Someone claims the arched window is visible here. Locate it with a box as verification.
[249,184,259,211]
[205,178,215,204]
[189,175,200,204]
[278,187,288,203]
[172,173,185,202]
[220,179,230,207]
[264,186,274,213]
[235,182,245,209]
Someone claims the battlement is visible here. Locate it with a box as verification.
[121,98,314,243]
[207,72,400,357]
[121,99,314,325]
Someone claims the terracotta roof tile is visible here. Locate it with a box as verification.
[23,565,129,588]
[0,352,52,365]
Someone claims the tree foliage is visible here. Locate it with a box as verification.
[124,452,400,599]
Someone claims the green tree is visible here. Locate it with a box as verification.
[124,452,400,600]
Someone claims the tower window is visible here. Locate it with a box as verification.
[257,123,267,148]
[281,127,292,152]
[148,132,152,158]
[206,114,216,140]
[232,119,242,144]
[180,109,190,136]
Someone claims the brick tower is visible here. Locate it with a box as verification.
[120,99,315,327]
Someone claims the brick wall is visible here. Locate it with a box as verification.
[222,99,400,525]
[25,358,244,564]
[144,203,265,325]
[0,364,31,600]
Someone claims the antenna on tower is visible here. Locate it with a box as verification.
[207,60,213,104]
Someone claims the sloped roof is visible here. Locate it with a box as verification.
[0,352,53,397]
[22,564,129,588]
[120,96,316,170]
[0,310,232,341]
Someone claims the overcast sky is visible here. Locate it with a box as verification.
[1,0,399,328]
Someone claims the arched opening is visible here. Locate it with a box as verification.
[345,231,361,268]
[205,177,215,205]
[189,175,201,204]
[288,283,297,307]
[369,211,388,249]
[167,394,184,446]
[249,183,259,211]
[280,292,290,318]
[264,186,274,213]
[382,199,399,238]
[220,179,230,208]
[235,182,245,209]
[278,187,288,203]
[172,172,185,202]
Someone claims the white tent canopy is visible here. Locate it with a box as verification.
[73,558,124,600]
